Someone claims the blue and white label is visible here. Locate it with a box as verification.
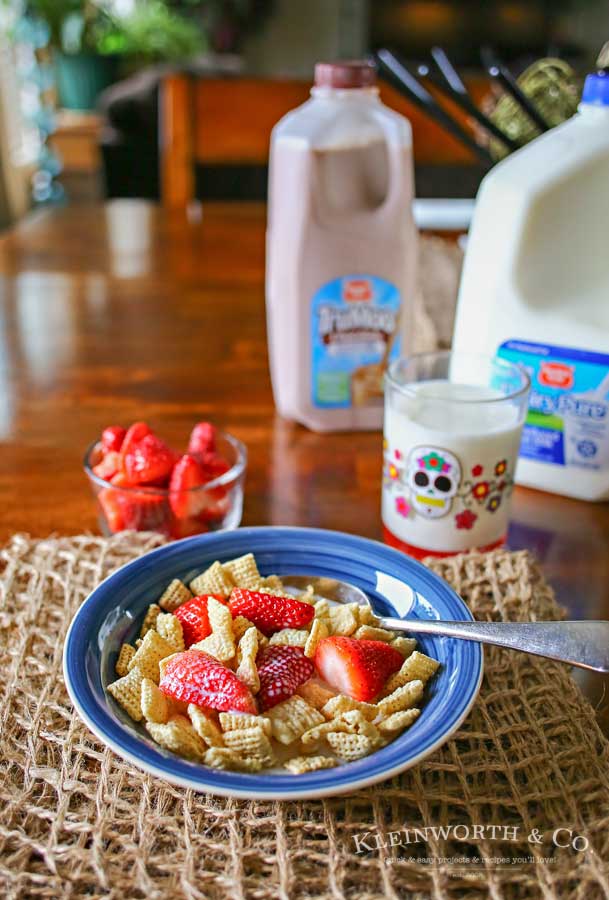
[311,274,402,408]
[497,339,609,469]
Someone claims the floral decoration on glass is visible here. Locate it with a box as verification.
[383,446,515,531]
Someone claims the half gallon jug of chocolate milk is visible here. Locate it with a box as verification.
[266,60,416,432]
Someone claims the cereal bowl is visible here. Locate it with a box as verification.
[63,527,483,800]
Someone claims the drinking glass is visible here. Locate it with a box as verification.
[382,351,530,557]
[85,430,246,540]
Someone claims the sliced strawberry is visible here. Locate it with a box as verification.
[98,487,170,534]
[199,452,230,481]
[169,453,208,518]
[98,487,126,533]
[92,450,121,481]
[110,471,136,487]
[170,516,208,539]
[101,426,127,454]
[122,433,174,486]
[196,457,231,521]
[229,588,315,637]
[314,636,404,702]
[159,649,257,714]
[120,422,152,465]
[121,491,170,532]
[257,645,314,710]
[174,594,228,646]
[198,492,231,525]
[188,421,217,457]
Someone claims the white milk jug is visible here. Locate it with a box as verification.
[266,60,416,432]
[452,68,609,501]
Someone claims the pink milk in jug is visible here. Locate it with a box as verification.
[266,60,417,432]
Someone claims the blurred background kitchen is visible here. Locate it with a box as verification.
[0,0,606,229]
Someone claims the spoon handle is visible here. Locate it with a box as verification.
[377,617,609,673]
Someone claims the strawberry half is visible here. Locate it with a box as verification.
[314,636,404,702]
[110,471,136,487]
[101,425,126,454]
[92,450,121,481]
[120,421,152,464]
[198,451,230,481]
[256,645,314,710]
[229,588,315,637]
[98,487,126,533]
[123,492,170,532]
[159,649,257,713]
[170,516,208,540]
[122,433,174,486]
[174,594,228,646]
[188,421,217,458]
[169,453,209,518]
[197,493,231,525]
[196,455,231,523]
[98,487,170,535]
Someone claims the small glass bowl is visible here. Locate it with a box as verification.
[84,430,247,539]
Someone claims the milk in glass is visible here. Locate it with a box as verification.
[382,358,530,556]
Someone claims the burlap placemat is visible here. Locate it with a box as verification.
[1,533,608,900]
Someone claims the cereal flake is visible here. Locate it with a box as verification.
[187,704,225,747]
[304,619,329,658]
[127,629,175,683]
[146,714,207,761]
[284,755,338,774]
[107,666,144,722]
[139,604,161,638]
[158,579,192,612]
[376,679,424,717]
[189,561,235,597]
[115,643,135,678]
[266,695,325,745]
[156,612,185,652]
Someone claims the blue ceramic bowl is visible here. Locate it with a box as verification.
[63,527,483,800]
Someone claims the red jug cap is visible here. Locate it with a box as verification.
[314,60,377,89]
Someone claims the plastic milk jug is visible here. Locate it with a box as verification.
[452,68,609,501]
[266,60,416,432]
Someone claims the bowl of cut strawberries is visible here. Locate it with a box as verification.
[84,421,246,539]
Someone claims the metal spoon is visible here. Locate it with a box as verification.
[282,575,609,673]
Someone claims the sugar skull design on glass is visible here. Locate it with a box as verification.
[383,446,515,530]
[406,446,462,519]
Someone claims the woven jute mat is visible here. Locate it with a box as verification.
[1,532,608,900]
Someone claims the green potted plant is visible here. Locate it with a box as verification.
[18,0,205,110]
[24,0,117,110]
[98,1,207,69]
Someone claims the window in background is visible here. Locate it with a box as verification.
[0,31,40,227]
[110,0,137,13]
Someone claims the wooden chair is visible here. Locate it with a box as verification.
[160,73,490,208]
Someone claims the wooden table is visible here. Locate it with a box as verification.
[1,201,608,729]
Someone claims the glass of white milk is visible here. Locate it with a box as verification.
[382,352,530,557]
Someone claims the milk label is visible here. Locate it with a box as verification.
[311,274,402,408]
[497,340,609,469]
